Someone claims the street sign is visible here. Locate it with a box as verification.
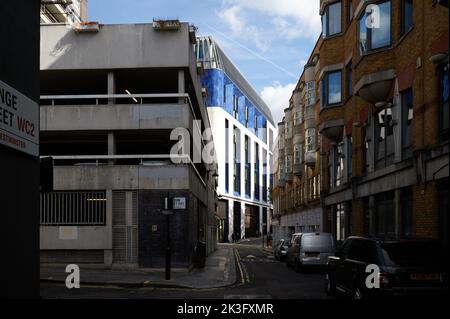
[172,197,186,210]
[0,80,39,156]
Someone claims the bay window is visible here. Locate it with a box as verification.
[401,0,413,36]
[359,0,392,55]
[306,81,316,106]
[375,105,395,169]
[322,1,342,38]
[321,70,342,108]
[294,144,302,165]
[305,128,316,153]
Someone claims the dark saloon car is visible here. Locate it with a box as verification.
[325,237,448,299]
[273,239,289,261]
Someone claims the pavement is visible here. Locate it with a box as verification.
[40,244,236,289]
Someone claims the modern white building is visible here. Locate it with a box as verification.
[196,36,275,242]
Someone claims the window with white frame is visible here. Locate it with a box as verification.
[294,144,302,165]
[285,155,292,173]
[306,81,316,106]
[294,109,302,126]
[305,128,316,152]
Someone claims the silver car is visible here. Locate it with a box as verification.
[286,232,336,272]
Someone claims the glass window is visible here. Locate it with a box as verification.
[359,1,392,54]
[375,191,395,238]
[286,155,292,173]
[347,0,353,25]
[322,1,342,37]
[225,119,229,193]
[306,81,316,106]
[371,1,391,49]
[401,187,412,238]
[359,13,368,55]
[401,88,413,159]
[441,63,449,141]
[233,95,238,119]
[294,144,302,165]
[401,0,413,36]
[326,71,342,105]
[306,128,316,152]
[375,105,395,169]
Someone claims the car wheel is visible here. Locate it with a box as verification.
[325,273,336,295]
[353,287,364,300]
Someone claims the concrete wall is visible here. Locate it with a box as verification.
[41,103,193,131]
[40,24,192,70]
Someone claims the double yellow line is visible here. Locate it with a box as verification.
[234,248,250,285]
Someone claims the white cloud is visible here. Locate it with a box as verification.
[217,5,269,52]
[222,0,321,41]
[261,82,296,123]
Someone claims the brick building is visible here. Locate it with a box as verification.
[273,0,448,257]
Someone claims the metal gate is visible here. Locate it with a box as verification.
[112,191,138,264]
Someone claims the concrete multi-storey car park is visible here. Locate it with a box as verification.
[39,21,218,269]
[273,0,449,257]
[196,36,275,243]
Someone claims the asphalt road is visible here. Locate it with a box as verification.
[40,239,330,299]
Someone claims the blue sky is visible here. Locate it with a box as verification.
[89,0,322,123]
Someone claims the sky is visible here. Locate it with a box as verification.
[88,0,322,124]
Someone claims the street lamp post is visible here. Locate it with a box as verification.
[163,193,172,281]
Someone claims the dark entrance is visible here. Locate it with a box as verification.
[233,202,241,239]
[245,205,259,237]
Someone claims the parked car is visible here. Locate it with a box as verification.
[326,237,449,299]
[286,232,335,272]
[273,239,289,261]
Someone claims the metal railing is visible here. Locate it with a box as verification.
[40,191,106,225]
[40,93,206,150]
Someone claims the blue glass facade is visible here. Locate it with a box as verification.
[202,68,268,141]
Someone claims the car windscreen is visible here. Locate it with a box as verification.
[301,235,334,252]
[380,242,443,267]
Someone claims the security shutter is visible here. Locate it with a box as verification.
[112,191,138,264]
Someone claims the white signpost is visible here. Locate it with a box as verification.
[0,80,39,157]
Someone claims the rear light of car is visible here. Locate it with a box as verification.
[379,272,391,289]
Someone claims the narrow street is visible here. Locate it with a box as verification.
[40,239,330,299]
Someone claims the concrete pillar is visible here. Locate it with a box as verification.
[178,70,185,103]
[104,189,113,267]
[108,132,115,165]
[107,71,116,104]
